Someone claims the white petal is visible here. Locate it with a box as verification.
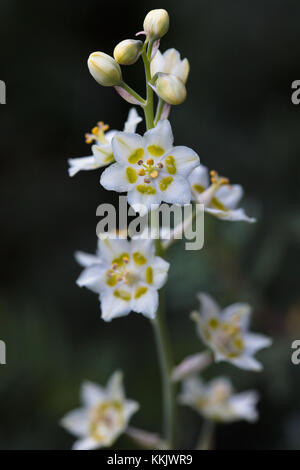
[127,185,161,216]
[72,437,100,450]
[172,58,190,84]
[157,173,191,205]
[74,250,101,268]
[144,120,174,157]
[178,377,205,406]
[229,355,263,371]
[205,207,256,223]
[100,162,134,192]
[150,50,165,77]
[229,391,259,422]
[100,289,132,322]
[196,292,221,320]
[81,381,105,407]
[76,265,107,294]
[123,108,142,133]
[221,303,251,330]
[162,146,199,177]
[163,48,181,72]
[124,399,140,422]
[129,238,155,259]
[60,408,89,437]
[106,371,125,401]
[215,184,243,210]
[145,256,169,289]
[188,165,210,199]
[92,144,114,166]
[104,130,117,143]
[244,333,272,354]
[112,132,145,166]
[68,156,97,177]
[131,285,158,319]
[98,238,131,264]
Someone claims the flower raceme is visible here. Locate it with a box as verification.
[188,165,256,223]
[100,119,200,215]
[191,293,272,371]
[68,108,142,177]
[75,238,170,321]
[60,371,139,450]
[179,376,259,423]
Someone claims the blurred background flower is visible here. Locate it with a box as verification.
[0,0,300,449]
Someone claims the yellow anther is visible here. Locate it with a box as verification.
[122,255,129,264]
[146,158,154,166]
[92,126,99,135]
[138,168,146,176]
[150,170,159,179]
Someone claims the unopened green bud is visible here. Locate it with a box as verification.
[87,52,122,87]
[143,9,169,40]
[155,73,186,105]
[113,39,143,65]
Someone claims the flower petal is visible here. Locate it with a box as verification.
[76,265,107,294]
[100,289,132,322]
[157,173,191,204]
[100,162,134,192]
[229,355,263,371]
[196,292,221,320]
[106,371,125,401]
[123,108,142,133]
[162,145,199,177]
[221,303,251,330]
[75,250,101,268]
[127,185,161,216]
[144,119,174,157]
[112,132,145,166]
[92,144,114,166]
[215,184,243,209]
[144,256,169,289]
[150,49,164,77]
[60,408,89,437]
[98,238,131,264]
[68,156,97,177]
[124,399,140,422]
[72,437,100,450]
[131,285,158,319]
[229,391,259,422]
[205,207,256,223]
[188,165,210,200]
[81,381,105,407]
[244,333,272,354]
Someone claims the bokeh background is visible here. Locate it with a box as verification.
[1,0,300,450]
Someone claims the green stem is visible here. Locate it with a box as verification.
[142,41,155,129]
[154,98,165,126]
[196,420,215,450]
[152,240,176,449]
[119,81,146,106]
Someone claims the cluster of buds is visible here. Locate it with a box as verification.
[87,9,188,107]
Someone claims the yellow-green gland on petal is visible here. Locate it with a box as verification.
[114,40,143,65]
[155,73,186,105]
[88,52,122,87]
[143,9,169,40]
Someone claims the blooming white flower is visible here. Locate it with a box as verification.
[179,376,259,423]
[100,119,200,214]
[68,108,142,177]
[191,293,272,371]
[60,371,139,450]
[151,48,190,84]
[75,238,169,321]
[188,165,256,222]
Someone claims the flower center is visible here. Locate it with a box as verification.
[214,317,244,358]
[137,158,164,184]
[85,121,110,145]
[105,253,137,286]
[89,401,124,443]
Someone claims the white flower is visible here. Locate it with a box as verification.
[188,165,256,222]
[68,108,142,177]
[75,238,169,321]
[100,119,200,214]
[151,48,190,84]
[191,293,272,371]
[179,376,259,423]
[60,371,139,450]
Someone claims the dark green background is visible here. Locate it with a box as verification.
[0,0,300,449]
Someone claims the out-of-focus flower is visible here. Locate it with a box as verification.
[100,119,200,214]
[151,48,190,84]
[154,73,186,105]
[75,238,169,321]
[143,9,169,40]
[114,39,143,65]
[68,108,142,177]
[88,52,122,87]
[188,165,256,222]
[179,376,259,423]
[60,371,139,450]
[191,293,272,371]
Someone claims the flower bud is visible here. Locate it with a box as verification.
[155,73,186,105]
[143,9,169,40]
[113,39,143,65]
[88,52,122,87]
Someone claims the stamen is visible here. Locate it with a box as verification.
[144,177,151,184]
[138,168,146,176]
[137,159,144,165]
[150,170,158,179]
[146,158,154,166]
[157,162,164,169]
